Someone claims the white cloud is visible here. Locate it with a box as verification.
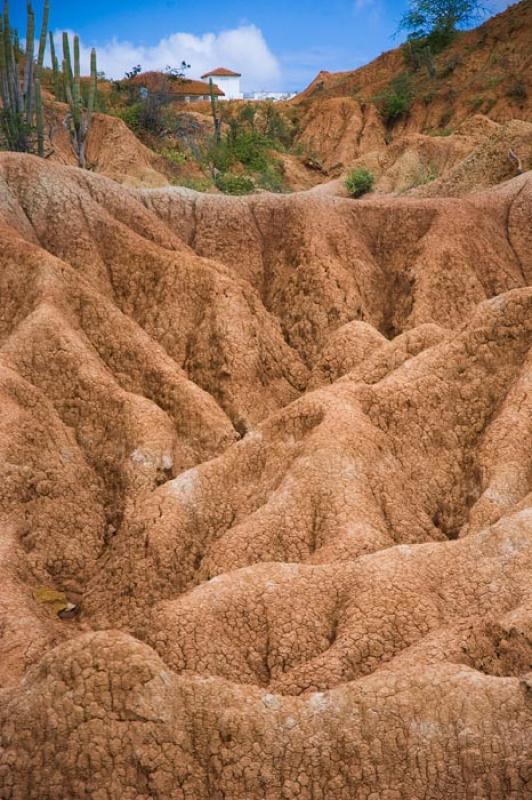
[51,24,281,90]
[354,0,375,10]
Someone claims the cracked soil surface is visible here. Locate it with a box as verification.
[0,152,531,799]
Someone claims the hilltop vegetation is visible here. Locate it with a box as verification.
[2,0,530,194]
[95,0,531,192]
[99,72,305,193]
[297,0,531,130]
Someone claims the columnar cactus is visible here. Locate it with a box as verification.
[0,0,48,155]
[49,31,62,100]
[62,31,97,168]
[34,76,44,156]
[209,78,222,145]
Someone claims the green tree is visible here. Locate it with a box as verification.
[399,0,487,48]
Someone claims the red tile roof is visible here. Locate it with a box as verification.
[201,67,242,78]
[129,71,224,96]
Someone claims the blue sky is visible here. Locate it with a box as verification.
[12,0,514,91]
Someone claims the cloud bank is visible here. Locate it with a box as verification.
[52,24,281,90]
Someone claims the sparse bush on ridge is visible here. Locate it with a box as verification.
[507,80,527,103]
[214,173,255,195]
[171,176,213,192]
[116,103,142,131]
[374,74,415,125]
[161,148,187,166]
[345,168,375,198]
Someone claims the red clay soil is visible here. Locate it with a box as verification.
[0,152,531,799]
[294,0,532,170]
[312,114,532,197]
[44,101,171,187]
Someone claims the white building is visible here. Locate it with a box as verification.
[201,67,243,100]
[245,90,298,102]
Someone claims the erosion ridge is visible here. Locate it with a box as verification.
[0,152,531,799]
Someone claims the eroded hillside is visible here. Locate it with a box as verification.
[34,2,532,195]
[295,0,532,152]
[0,152,531,799]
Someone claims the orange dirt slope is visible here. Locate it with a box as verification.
[293,0,532,171]
[0,150,531,798]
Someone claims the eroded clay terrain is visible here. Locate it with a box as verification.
[0,152,531,799]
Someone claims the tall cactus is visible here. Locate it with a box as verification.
[0,0,48,154]
[49,31,62,100]
[23,2,35,120]
[34,76,44,156]
[62,32,97,168]
[209,78,222,145]
[36,0,48,72]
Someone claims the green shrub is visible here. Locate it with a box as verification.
[344,168,375,198]
[161,147,187,166]
[262,102,293,149]
[207,129,270,173]
[205,118,290,193]
[258,163,286,193]
[374,74,414,125]
[402,28,458,71]
[206,139,235,173]
[238,103,257,127]
[231,130,271,171]
[423,26,459,53]
[507,81,527,103]
[116,103,142,131]
[215,173,255,195]
[171,177,213,192]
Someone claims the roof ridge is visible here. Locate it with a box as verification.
[201,67,242,78]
